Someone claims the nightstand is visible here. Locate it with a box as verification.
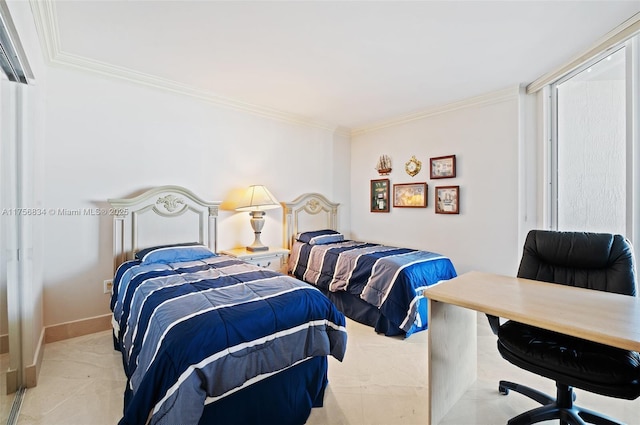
[220,247,290,274]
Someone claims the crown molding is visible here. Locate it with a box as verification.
[29,0,59,62]
[28,0,340,132]
[527,12,640,94]
[28,0,521,140]
[52,49,339,130]
[332,126,352,137]
[350,86,519,137]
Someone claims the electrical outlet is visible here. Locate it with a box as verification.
[103,279,113,294]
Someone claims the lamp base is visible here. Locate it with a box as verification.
[247,211,268,252]
[246,245,269,252]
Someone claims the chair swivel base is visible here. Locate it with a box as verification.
[499,380,624,425]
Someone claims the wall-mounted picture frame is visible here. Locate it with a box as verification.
[430,155,456,179]
[371,179,390,213]
[435,185,459,214]
[393,182,427,208]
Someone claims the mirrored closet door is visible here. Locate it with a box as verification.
[0,67,21,425]
[0,74,8,414]
[0,1,35,422]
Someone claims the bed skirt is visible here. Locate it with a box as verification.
[322,290,403,337]
[198,356,329,425]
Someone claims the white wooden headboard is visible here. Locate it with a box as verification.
[108,185,221,272]
[281,193,340,250]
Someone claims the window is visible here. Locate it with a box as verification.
[548,36,638,241]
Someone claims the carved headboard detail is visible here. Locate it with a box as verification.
[281,193,339,250]
[108,185,220,272]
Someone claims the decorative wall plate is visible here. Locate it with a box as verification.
[405,155,421,177]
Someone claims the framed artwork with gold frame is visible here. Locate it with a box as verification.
[393,182,427,208]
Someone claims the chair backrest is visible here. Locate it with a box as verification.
[517,230,637,296]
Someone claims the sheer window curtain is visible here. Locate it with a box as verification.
[531,20,640,244]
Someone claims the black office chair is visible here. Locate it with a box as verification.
[488,230,640,425]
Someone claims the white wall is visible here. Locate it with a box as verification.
[350,90,524,275]
[40,73,531,325]
[41,66,349,326]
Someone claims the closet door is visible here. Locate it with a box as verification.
[0,71,21,419]
[0,3,34,419]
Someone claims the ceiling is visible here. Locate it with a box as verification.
[43,1,640,130]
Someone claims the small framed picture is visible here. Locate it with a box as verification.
[393,182,427,208]
[430,155,456,179]
[371,179,390,213]
[435,186,459,214]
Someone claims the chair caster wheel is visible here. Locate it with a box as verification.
[499,385,509,395]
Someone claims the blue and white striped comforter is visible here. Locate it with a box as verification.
[289,240,457,336]
[111,255,347,425]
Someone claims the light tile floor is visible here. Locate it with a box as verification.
[14,315,640,424]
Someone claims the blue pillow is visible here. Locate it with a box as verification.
[135,242,216,264]
[296,229,344,245]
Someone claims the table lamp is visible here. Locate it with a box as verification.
[236,185,280,251]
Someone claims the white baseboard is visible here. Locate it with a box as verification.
[0,333,8,354]
[44,314,112,344]
[21,314,113,389]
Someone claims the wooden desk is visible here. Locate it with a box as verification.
[423,271,640,424]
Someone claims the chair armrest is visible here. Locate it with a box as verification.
[486,314,500,335]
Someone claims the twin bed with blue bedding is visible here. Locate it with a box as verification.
[289,230,457,337]
[112,244,347,425]
[108,187,347,425]
[282,193,457,338]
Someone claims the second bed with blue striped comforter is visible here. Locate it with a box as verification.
[289,230,457,337]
